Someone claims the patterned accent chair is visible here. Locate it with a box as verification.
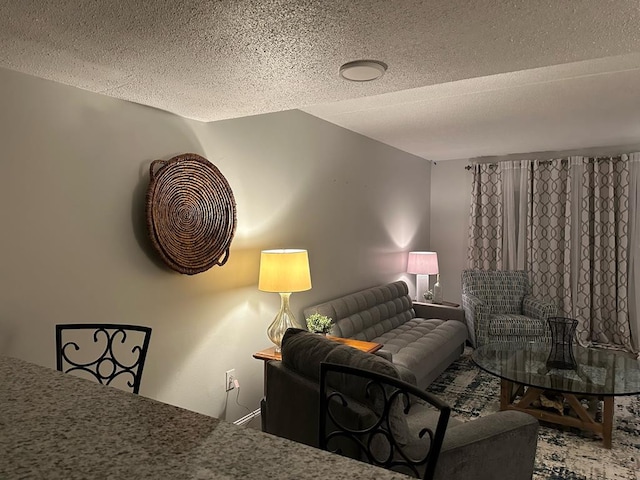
[461,270,557,348]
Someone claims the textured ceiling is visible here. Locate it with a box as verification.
[2,1,640,160]
[304,53,640,160]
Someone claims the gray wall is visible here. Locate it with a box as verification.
[0,67,431,421]
[430,159,473,304]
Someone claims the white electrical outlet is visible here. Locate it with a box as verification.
[225,369,236,392]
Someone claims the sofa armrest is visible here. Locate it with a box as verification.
[264,359,379,460]
[413,303,465,322]
[461,293,489,347]
[264,361,321,448]
[374,349,393,362]
[523,295,558,321]
[435,411,539,480]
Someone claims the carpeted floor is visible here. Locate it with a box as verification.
[426,348,640,480]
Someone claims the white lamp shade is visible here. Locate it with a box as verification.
[258,249,312,293]
[407,251,439,275]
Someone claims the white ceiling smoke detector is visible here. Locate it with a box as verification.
[339,60,387,82]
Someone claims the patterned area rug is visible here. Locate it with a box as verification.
[426,348,640,480]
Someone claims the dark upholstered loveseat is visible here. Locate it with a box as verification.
[302,281,468,389]
[262,329,539,480]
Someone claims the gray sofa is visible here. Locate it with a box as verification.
[263,329,539,480]
[303,281,468,389]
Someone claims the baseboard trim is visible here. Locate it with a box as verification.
[233,408,261,426]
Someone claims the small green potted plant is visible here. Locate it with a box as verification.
[306,313,333,335]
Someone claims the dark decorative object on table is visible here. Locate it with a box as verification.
[146,153,237,275]
[55,323,152,394]
[546,317,578,370]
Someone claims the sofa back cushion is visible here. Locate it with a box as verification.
[281,328,403,381]
[462,270,531,314]
[303,281,415,341]
[281,328,342,380]
[324,344,411,446]
[324,344,403,395]
[280,329,411,448]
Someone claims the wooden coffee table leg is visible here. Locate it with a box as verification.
[602,396,614,449]
[500,379,512,410]
[501,379,540,410]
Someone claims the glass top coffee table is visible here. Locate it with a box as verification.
[472,342,640,448]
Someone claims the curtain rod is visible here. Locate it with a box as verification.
[464,157,631,171]
[463,143,640,170]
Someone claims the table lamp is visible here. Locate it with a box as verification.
[407,251,442,303]
[258,249,312,352]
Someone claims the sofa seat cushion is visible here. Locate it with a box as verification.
[401,404,464,461]
[371,319,468,376]
[367,401,464,470]
[488,314,546,337]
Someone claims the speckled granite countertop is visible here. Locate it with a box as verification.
[0,356,409,479]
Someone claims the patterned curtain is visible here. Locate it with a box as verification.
[526,159,575,316]
[468,154,639,352]
[628,153,640,351]
[467,164,502,270]
[468,161,530,271]
[528,157,633,350]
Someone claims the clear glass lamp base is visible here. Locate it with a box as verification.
[267,292,297,353]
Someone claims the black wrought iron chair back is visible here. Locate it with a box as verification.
[55,323,152,394]
[319,362,450,480]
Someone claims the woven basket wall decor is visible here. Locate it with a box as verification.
[146,153,237,275]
